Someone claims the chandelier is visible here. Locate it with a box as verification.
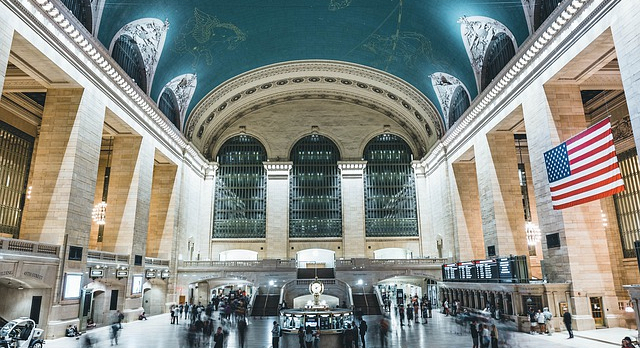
[525,221,541,246]
[92,201,107,225]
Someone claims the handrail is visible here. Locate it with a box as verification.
[145,257,170,267]
[247,286,258,316]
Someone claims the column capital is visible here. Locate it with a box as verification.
[264,162,293,179]
[337,161,367,178]
[412,160,427,176]
[204,163,218,181]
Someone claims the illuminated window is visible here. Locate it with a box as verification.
[289,135,342,238]
[363,134,418,237]
[613,148,640,258]
[213,135,267,238]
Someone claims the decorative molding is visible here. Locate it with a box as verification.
[109,18,169,94]
[521,0,536,35]
[612,116,633,143]
[338,161,367,178]
[158,73,198,131]
[458,15,517,93]
[430,72,470,128]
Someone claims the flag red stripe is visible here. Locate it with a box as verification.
[569,140,614,166]
[549,164,620,192]
[567,129,611,155]
[566,118,610,146]
[551,174,623,201]
[570,151,618,176]
[553,185,625,210]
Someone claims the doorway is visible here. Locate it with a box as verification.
[589,297,605,327]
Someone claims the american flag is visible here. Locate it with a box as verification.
[543,118,624,210]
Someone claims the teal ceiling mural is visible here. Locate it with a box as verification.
[96,0,530,125]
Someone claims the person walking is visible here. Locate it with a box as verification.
[352,322,359,347]
[343,323,354,348]
[213,326,224,348]
[481,324,491,348]
[543,307,553,335]
[110,323,120,346]
[470,320,479,348]
[563,310,574,339]
[304,326,314,348]
[272,320,282,348]
[359,319,367,348]
[379,316,390,348]
[116,310,124,329]
[490,324,499,348]
[238,317,247,348]
[398,304,405,326]
[298,326,305,348]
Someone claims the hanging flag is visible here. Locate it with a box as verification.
[543,118,624,210]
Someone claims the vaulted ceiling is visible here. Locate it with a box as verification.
[93,0,532,157]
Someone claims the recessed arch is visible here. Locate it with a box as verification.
[373,247,414,259]
[158,88,181,129]
[219,249,259,261]
[111,34,148,93]
[60,0,93,33]
[480,32,517,91]
[296,249,336,269]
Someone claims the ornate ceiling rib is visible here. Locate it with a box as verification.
[187,60,444,158]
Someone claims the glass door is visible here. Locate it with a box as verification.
[589,297,605,327]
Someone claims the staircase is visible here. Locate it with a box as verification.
[352,293,382,315]
[251,294,280,316]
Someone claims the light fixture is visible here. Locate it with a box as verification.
[525,222,541,246]
[92,201,107,225]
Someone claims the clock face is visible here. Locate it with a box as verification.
[310,281,323,294]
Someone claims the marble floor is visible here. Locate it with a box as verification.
[43,311,635,348]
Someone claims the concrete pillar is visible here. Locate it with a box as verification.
[475,131,528,258]
[522,83,622,329]
[264,162,292,259]
[451,160,485,260]
[413,162,430,258]
[147,163,179,259]
[338,161,366,258]
[0,24,12,94]
[611,4,640,151]
[101,135,154,258]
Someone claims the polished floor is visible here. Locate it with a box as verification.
[44,310,635,348]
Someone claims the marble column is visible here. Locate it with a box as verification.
[147,163,179,259]
[522,83,622,329]
[0,23,11,95]
[475,131,528,258]
[451,160,485,260]
[611,4,640,151]
[338,161,366,258]
[413,161,431,258]
[264,162,292,259]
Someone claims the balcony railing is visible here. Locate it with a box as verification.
[145,257,170,267]
[180,257,447,270]
[87,250,129,263]
[0,237,60,258]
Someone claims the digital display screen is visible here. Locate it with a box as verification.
[63,273,83,299]
[442,256,522,283]
[90,269,104,277]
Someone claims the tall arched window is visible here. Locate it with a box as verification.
[289,135,342,238]
[448,86,470,128]
[480,33,516,91]
[364,134,418,237]
[158,89,181,129]
[111,35,147,93]
[534,0,561,31]
[60,0,92,33]
[213,135,267,238]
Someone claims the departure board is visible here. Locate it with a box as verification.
[441,255,527,283]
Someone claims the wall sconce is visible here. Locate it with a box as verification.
[145,269,157,280]
[90,266,105,280]
[116,267,129,280]
[161,270,170,280]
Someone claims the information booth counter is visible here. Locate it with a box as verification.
[280,308,355,347]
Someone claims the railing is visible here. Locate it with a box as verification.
[180,259,297,269]
[87,250,129,263]
[145,257,170,267]
[180,257,447,270]
[0,237,60,258]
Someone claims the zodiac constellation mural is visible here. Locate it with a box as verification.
[174,8,247,69]
[430,72,470,128]
[329,0,352,11]
[362,31,436,71]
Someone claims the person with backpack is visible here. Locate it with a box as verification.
[272,320,282,348]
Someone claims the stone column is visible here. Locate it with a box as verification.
[264,162,292,259]
[474,131,528,258]
[451,161,485,260]
[0,23,12,94]
[611,4,640,151]
[147,163,179,259]
[19,87,105,334]
[413,161,430,257]
[101,135,154,258]
[522,84,622,329]
[338,161,367,258]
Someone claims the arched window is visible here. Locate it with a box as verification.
[289,135,342,238]
[480,33,516,91]
[448,86,470,128]
[213,135,267,238]
[111,35,147,93]
[363,134,418,237]
[158,89,181,129]
[534,0,561,31]
[60,0,92,33]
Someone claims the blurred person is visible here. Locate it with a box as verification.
[213,326,224,348]
[238,316,247,348]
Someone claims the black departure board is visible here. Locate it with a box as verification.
[442,255,528,283]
